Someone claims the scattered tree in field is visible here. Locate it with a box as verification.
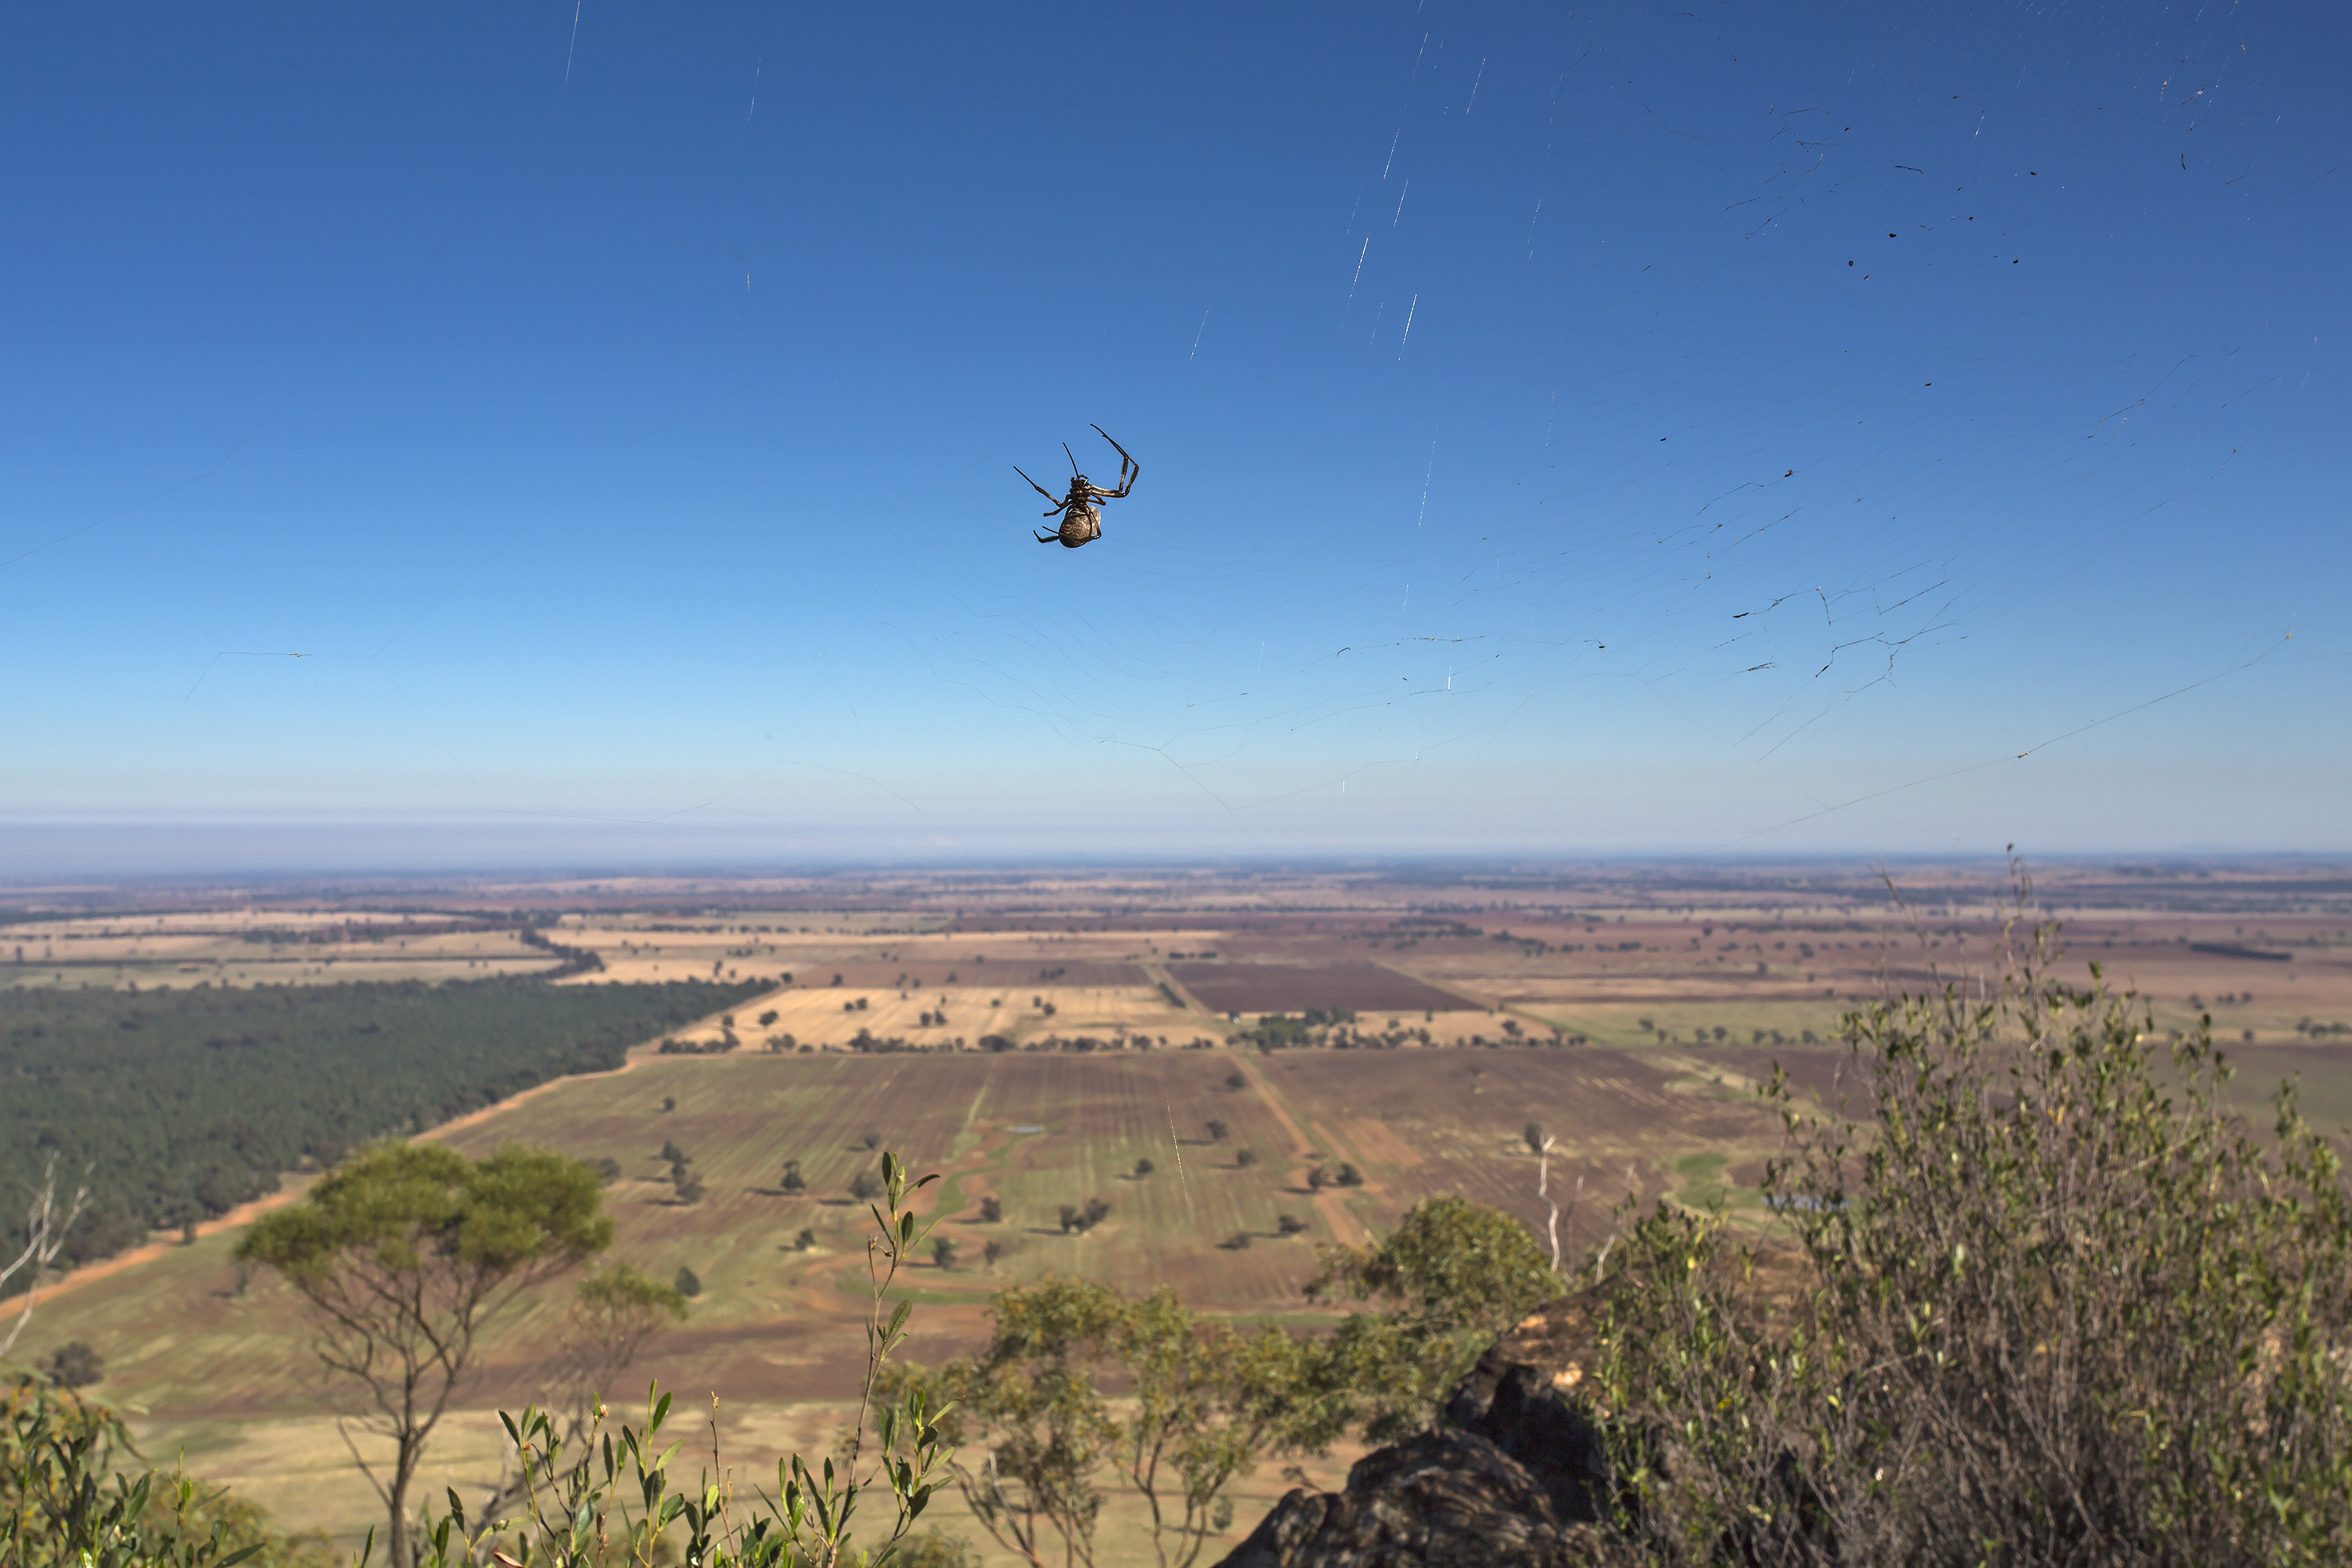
[779,1158,805,1194]
[1307,1166,1330,1192]
[1206,1119,1230,1142]
[861,1129,883,1150]
[37,1340,104,1388]
[1221,1231,1253,1251]
[757,1009,779,1026]
[932,1236,958,1270]
[978,1195,1002,1223]
[1225,1071,1247,1089]
[1056,1198,1114,1235]
[1332,1162,1364,1188]
[1523,1121,1547,1156]
[849,1167,886,1202]
[1134,1158,1155,1179]
[671,1168,706,1205]
[793,1228,817,1251]
[983,1239,1005,1267]
[1234,1147,1258,1168]
[673,1266,701,1298]
[660,1139,684,1166]
[591,1156,623,1185]
[236,1142,611,1568]
[659,1096,676,1113]
[1277,1214,1306,1236]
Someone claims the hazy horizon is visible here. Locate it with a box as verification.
[4,819,2347,882]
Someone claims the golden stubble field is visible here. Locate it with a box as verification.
[9,862,2352,1559]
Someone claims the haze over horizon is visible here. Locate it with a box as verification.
[5,2,2345,870]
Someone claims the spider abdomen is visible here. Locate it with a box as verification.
[1056,505,1103,547]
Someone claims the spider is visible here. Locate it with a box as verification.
[1016,425,1138,548]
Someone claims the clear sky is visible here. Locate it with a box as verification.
[2,2,2345,872]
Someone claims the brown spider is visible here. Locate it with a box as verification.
[1016,425,1138,548]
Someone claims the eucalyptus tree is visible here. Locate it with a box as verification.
[238,1142,611,1567]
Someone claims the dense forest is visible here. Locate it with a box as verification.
[0,977,763,1263]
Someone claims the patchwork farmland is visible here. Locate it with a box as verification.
[7,859,2351,1558]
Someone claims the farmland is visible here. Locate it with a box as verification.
[19,1042,1727,1555]
[7,858,2352,1559]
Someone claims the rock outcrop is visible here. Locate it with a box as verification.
[1215,1299,1626,1568]
[1218,1247,1813,1568]
[1213,1427,1629,1568]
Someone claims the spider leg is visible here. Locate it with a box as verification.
[1091,425,1139,498]
[1034,528,1063,543]
[1012,465,1061,505]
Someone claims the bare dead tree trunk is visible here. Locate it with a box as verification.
[1535,1136,1562,1272]
[0,1154,91,1358]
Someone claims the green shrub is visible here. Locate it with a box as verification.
[3,1375,335,1567]
[1593,909,2352,1566]
[1308,1194,1557,1439]
[898,1277,1322,1568]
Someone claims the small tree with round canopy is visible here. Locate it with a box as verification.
[236,1141,611,1568]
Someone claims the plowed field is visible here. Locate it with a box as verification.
[1166,961,1470,1015]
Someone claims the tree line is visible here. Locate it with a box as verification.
[0,975,763,1262]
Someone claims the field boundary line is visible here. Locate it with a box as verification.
[1144,963,1211,1016]
[1370,959,1490,1011]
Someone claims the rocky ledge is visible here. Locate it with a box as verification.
[1217,1247,1812,1568]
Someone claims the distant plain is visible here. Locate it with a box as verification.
[7,860,2349,1557]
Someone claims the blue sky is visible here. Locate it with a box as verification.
[2,1,2345,870]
